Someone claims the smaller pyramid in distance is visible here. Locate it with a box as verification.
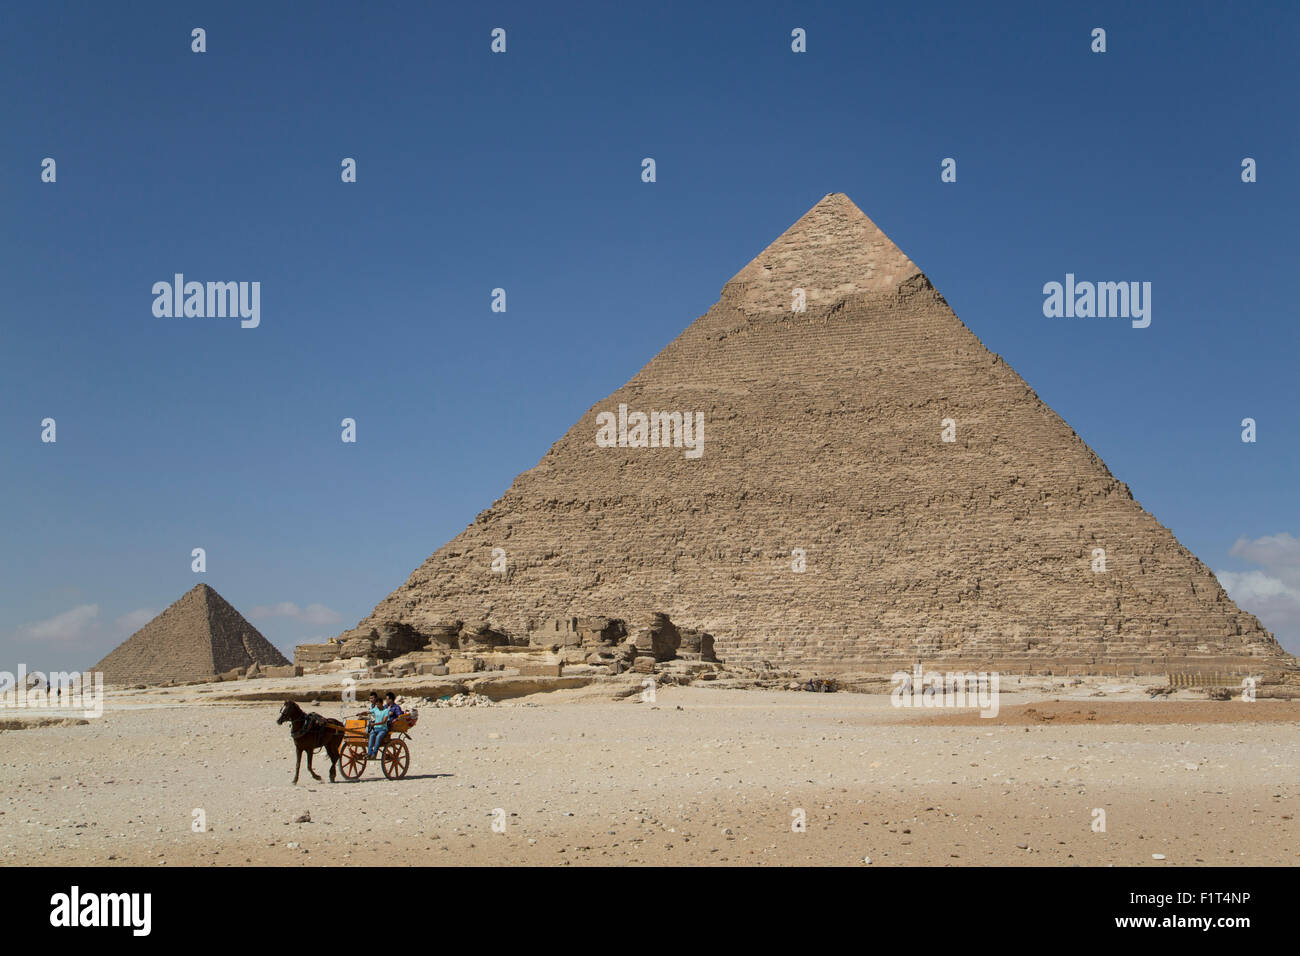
[91,583,289,685]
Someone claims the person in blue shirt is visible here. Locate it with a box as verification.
[365,691,391,758]
[385,692,403,721]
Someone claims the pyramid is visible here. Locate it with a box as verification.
[92,583,289,684]
[356,193,1291,675]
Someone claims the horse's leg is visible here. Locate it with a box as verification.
[328,737,339,782]
[306,740,322,781]
[293,746,303,784]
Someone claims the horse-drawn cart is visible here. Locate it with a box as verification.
[338,710,417,780]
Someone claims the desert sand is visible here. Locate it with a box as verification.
[2,677,1297,867]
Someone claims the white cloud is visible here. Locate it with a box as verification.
[21,604,100,642]
[1215,570,1300,603]
[1229,532,1300,581]
[1216,533,1300,654]
[114,608,158,634]
[249,602,342,627]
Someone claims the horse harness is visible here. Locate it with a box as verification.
[290,711,343,751]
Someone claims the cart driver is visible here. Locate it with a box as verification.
[365,691,391,758]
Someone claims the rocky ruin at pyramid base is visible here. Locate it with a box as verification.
[294,610,1293,684]
[295,612,723,681]
[719,622,1291,677]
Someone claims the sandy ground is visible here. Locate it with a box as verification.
[1,681,1297,867]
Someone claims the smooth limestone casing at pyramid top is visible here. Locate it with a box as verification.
[92,583,289,684]
[356,194,1291,675]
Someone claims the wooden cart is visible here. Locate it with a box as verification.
[338,710,417,780]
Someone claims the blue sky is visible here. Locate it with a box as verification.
[2,0,1297,669]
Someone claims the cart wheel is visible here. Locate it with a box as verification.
[382,738,410,779]
[339,743,367,780]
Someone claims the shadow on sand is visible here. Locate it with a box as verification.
[344,772,454,784]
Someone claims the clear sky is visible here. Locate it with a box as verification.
[3,0,1297,670]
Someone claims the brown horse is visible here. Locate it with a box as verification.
[277,700,344,784]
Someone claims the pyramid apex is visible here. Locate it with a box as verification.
[724,192,923,314]
[186,581,218,602]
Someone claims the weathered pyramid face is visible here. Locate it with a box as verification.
[92,583,289,684]
[361,193,1290,674]
[726,192,922,314]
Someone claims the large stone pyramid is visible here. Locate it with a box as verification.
[92,583,289,684]
[358,193,1290,675]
